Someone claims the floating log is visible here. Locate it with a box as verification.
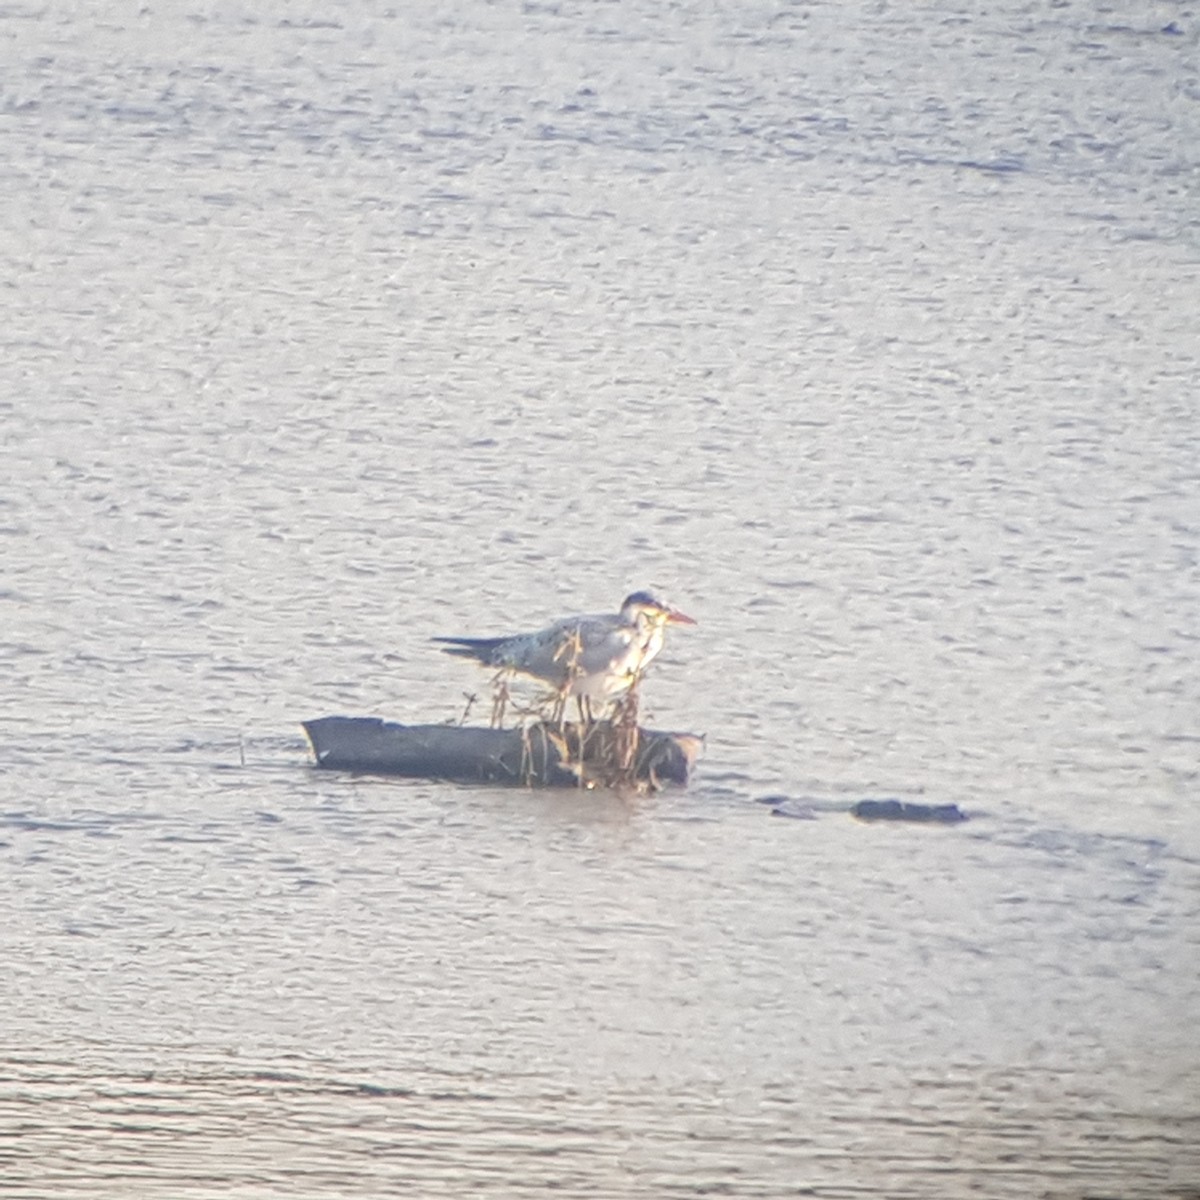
[302,716,703,790]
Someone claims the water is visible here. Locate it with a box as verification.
[3,1,1199,1195]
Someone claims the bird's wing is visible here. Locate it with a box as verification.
[567,614,635,676]
[493,613,623,683]
[433,611,636,686]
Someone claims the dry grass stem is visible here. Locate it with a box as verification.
[474,646,665,791]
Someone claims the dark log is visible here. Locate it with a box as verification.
[302,716,703,790]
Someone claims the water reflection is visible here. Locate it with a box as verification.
[2,0,1198,1195]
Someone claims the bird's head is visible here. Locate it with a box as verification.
[619,591,697,627]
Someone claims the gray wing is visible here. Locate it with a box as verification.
[434,612,635,688]
[499,613,628,684]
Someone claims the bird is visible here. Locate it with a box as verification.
[433,590,696,704]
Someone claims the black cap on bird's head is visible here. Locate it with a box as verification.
[620,590,697,626]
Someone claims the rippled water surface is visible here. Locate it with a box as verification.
[3,1,1199,1196]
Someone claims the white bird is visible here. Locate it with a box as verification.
[433,591,696,702]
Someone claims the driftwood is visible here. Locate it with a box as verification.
[302,716,703,790]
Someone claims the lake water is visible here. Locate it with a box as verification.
[2,1,1198,1196]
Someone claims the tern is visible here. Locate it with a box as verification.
[433,591,696,703]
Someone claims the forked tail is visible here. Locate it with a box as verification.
[431,636,510,666]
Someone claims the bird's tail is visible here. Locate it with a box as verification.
[431,636,509,666]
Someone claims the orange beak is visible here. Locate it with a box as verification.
[666,608,697,626]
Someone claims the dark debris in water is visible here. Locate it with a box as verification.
[756,795,967,824]
[851,798,968,824]
[762,797,819,820]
